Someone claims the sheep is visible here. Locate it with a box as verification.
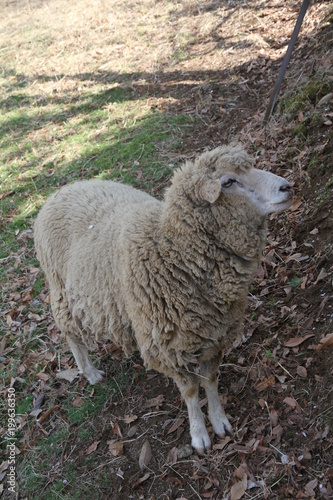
[34,144,293,454]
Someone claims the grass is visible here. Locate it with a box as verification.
[0,81,192,257]
[1,71,192,494]
[0,4,195,495]
[18,369,136,499]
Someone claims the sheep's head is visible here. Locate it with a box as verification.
[183,144,293,217]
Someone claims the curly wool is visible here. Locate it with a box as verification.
[34,144,267,384]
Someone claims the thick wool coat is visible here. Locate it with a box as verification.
[34,145,267,386]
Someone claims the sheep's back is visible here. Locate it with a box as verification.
[34,180,161,347]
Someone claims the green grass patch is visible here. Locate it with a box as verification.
[1,83,193,259]
[279,77,331,119]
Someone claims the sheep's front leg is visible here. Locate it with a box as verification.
[200,358,233,438]
[176,380,211,454]
[66,335,105,385]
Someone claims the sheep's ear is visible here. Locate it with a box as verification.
[200,179,221,204]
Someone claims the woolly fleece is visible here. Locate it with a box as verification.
[34,144,268,388]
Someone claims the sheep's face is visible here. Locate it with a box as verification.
[215,167,293,216]
[170,145,293,220]
[190,146,293,217]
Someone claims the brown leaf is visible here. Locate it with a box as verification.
[283,397,297,408]
[144,394,165,409]
[73,394,84,407]
[37,371,49,381]
[314,268,328,284]
[38,405,60,424]
[202,492,216,498]
[167,418,185,435]
[86,440,100,455]
[270,409,279,426]
[56,368,80,382]
[285,252,302,263]
[6,314,13,327]
[167,446,178,465]
[139,439,152,469]
[283,397,301,413]
[112,422,123,438]
[230,466,247,500]
[289,198,303,212]
[304,478,318,496]
[213,436,232,450]
[296,366,307,378]
[284,334,314,347]
[108,440,124,457]
[316,333,333,352]
[132,472,150,489]
[32,393,45,411]
[124,414,138,424]
[254,375,275,392]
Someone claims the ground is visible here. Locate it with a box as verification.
[0,1,332,499]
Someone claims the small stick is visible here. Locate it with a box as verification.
[263,0,311,125]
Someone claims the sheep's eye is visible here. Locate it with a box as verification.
[221,178,236,188]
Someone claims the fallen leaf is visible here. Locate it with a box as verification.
[112,422,123,438]
[73,394,84,407]
[32,393,45,411]
[167,418,185,435]
[144,394,165,409]
[230,466,247,500]
[56,368,80,382]
[314,268,328,284]
[108,440,124,457]
[316,333,333,352]
[254,375,275,392]
[127,425,138,437]
[30,408,43,417]
[38,405,60,424]
[289,198,302,212]
[283,397,301,413]
[296,366,307,378]
[284,334,314,347]
[6,314,13,327]
[213,436,232,450]
[285,252,302,263]
[167,446,178,465]
[86,440,100,455]
[304,478,318,496]
[283,397,297,408]
[132,472,150,489]
[139,439,152,469]
[316,92,333,106]
[37,371,49,381]
[124,414,138,424]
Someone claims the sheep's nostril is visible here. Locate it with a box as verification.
[279,184,291,193]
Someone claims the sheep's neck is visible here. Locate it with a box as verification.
[156,204,265,311]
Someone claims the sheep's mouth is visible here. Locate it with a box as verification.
[269,198,294,213]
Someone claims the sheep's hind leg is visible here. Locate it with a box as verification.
[66,335,105,385]
[200,358,233,438]
[176,379,211,455]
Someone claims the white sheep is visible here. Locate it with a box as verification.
[34,144,293,454]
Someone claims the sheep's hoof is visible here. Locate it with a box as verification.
[211,415,233,438]
[192,434,211,455]
[85,368,105,385]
